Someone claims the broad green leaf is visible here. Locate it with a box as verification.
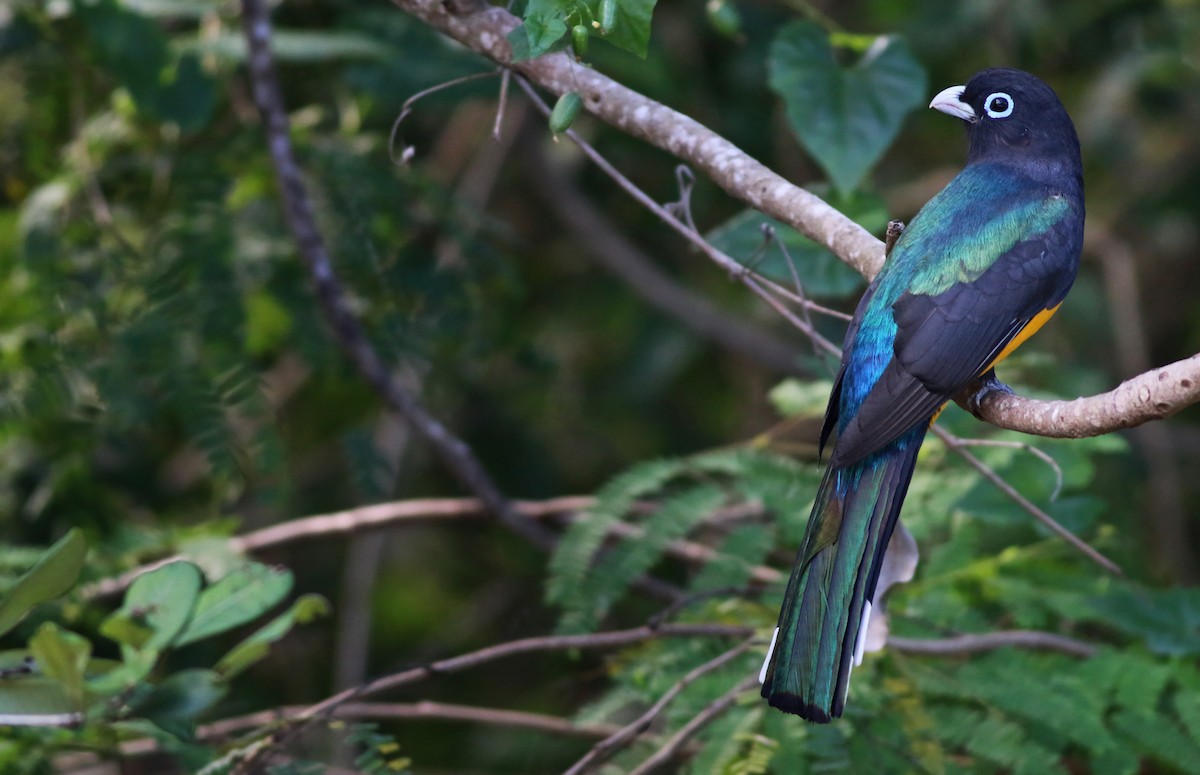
[215,594,330,679]
[102,561,202,652]
[28,623,91,709]
[131,668,226,737]
[174,563,293,647]
[588,0,656,58]
[768,22,927,194]
[0,529,87,639]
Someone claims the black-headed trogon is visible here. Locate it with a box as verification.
[759,69,1084,722]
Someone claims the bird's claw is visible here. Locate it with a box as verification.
[965,370,1014,417]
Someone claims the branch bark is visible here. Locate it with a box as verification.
[391,0,1200,440]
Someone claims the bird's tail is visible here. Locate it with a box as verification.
[759,429,925,722]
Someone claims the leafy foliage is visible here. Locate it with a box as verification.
[547,426,1200,772]
[2,0,1200,771]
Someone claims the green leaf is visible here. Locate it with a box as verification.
[508,0,569,62]
[1090,584,1200,656]
[86,648,158,696]
[1110,708,1200,772]
[590,0,656,57]
[215,594,330,679]
[131,668,226,737]
[768,22,927,194]
[0,529,87,639]
[547,457,689,622]
[244,290,294,357]
[102,561,202,652]
[559,485,727,632]
[174,563,293,647]
[769,378,835,419]
[28,623,91,709]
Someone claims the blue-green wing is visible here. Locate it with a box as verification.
[830,184,1082,467]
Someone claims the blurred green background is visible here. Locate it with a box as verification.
[1,0,1199,771]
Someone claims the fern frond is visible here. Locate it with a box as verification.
[557,485,727,633]
[547,458,689,622]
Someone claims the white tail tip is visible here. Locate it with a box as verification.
[759,627,780,684]
[853,600,873,668]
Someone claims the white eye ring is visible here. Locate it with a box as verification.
[984,92,1014,119]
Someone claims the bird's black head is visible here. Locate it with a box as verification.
[930,68,1081,178]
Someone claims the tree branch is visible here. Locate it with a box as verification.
[239,0,554,549]
[80,495,780,600]
[889,630,1096,658]
[966,354,1200,438]
[390,0,1200,440]
[303,622,756,719]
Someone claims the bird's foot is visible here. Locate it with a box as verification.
[965,369,1014,418]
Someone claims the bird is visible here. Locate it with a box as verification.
[758,68,1085,723]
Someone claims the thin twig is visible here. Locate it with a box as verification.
[239,0,554,550]
[514,78,840,355]
[932,426,1121,575]
[889,630,1095,657]
[524,141,811,375]
[387,69,499,164]
[627,675,759,775]
[493,69,511,139]
[945,435,1065,501]
[564,638,756,775]
[303,623,756,719]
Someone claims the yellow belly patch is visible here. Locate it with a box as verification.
[984,302,1062,374]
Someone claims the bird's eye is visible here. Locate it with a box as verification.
[984,92,1014,119]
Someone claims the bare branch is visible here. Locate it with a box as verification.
[239,0,554,549]
[889,630,1096,658]
[966,353,1200,438]
[82,495,781,600]
[203,701,625,742]
[303,623,756,719]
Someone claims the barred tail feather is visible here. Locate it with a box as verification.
[760,428,925,722]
